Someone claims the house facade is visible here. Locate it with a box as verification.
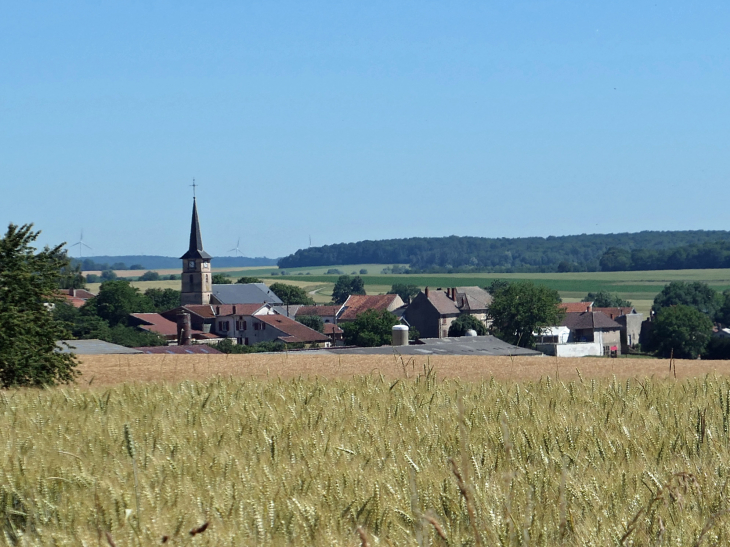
[562,311,623,356]
[404,286,492,339]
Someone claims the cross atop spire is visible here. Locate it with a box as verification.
[180,196,212,260]
[190,178,197,199]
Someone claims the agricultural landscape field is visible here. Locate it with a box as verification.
[89,265,730,316]
[5,354,730,545]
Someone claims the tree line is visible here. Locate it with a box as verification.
[600,240,730,271]
[278,231,730,273]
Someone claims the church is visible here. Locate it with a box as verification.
[179,198,282,306]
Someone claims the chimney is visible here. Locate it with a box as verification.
[452,287,457,301]
[177,310,192,346]
[424,287,429,297]
[233,305,237,315]
[446,288,451,298]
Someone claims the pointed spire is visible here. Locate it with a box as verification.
[180,198,212,260]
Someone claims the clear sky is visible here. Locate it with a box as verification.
[2,2,729,259]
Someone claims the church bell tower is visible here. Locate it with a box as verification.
[180,197,213,305]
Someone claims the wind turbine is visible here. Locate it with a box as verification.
[228,237,243,257]
[71,230,92,259]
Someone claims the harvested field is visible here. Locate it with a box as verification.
[75,353,730,386]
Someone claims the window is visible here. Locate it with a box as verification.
[603,345,610,356]
[237,337,242,345]
[254,323,260,331]
[262,322,266,330]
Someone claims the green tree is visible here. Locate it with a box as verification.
[332,275,366,305]
[599,247,632,271]
[269,282,315,305]
[212,273,232,284]
[582,291,632,308]
[717,290,730,327]
[359,269,368,275]
[57,255,87,289]
[652,281,722,319]
[144,288,181,312]
[53,301,165,347]
[100,269,117,281]
[86,273,100,283]
[341,309,399,347]
[448,314,488,337]
[487,281,565,348]
[236,276,263,284]
[648,305,713,359]
[297,315,324,333]
[388,283,420,304]
[81,279,153,327]
[0,224,78,387]
[139,270,160,281]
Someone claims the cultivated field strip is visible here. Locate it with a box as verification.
[3,375,730,545]
[74,353,730,386]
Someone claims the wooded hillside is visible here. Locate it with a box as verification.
[278,231,730,272]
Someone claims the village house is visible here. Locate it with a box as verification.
[403,286,491,339]
[56,288,96,308]
[537,311,622,357]
[560,302,643,353]
[593,307,643,352]
[128,312,222,344]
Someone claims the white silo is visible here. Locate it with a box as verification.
[392,325,409,346]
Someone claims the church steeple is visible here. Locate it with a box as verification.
[180,198,212,260]
[180,197,213,306]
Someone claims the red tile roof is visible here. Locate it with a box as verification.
[338,294,402,321]
[166,304,270,318]
[130,313,180,337]
[134,345,223,354]
[256,315,330,343]
[296,305,342,318]
[324,323,344,335]
[560,302,594,313]
[592,307,637,319]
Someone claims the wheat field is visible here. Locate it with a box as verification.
[4,361,730,545]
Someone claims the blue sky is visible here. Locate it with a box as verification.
[2,1,729,259]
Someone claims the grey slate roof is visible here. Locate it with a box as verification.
[562,311,621,330]
[271,305,303,318]
[455,286,492,310]
[211,283,283,305]
[309,335,541,356]
[57,340,142,355]
[180,198,212,260]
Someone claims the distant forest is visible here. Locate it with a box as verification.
[278,231,730,273]
[600,241,730,271]
[71,255,278,271]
